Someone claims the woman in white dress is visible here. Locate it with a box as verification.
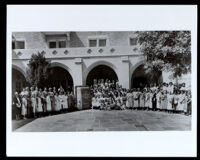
[20,88,27,119]
[160,91,165,111]
[149,90,153,110]
[145,90,150,110]
[167,92,173,113]
[139,89,145,110]
[59,92,64,112]
[31,87,37,117]
[176,90,183,113]
[37,88,43,117]
[126,90,133,109]
[156,90,161,111]
[46,92,52,115]
[54,92,61,113]
[63,92,68,111]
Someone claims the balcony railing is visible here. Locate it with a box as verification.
[12,46,143,59]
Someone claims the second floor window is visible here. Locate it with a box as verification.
[49,41,57,48]
[89,40,97,47]
[49,40,66,48]
[13,41,25,49]
[89,38,107,47]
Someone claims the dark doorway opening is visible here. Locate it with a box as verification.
[47,67,73,92]
[131,64,162,89]
[86,65,118,86]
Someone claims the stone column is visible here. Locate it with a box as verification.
[118,56,130,89]
[73,58,83,90]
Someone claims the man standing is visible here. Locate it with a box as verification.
[13,92,22,120]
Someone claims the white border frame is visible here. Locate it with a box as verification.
[6,5,197,157]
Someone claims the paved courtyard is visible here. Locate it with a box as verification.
[14,110,191,132]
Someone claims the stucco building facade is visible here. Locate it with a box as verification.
[12,31,189,94]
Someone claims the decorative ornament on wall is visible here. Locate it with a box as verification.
[52,50,57,55]
[64,50,69,55]
[98,48,103,53]
[17,51,22,56]
[87,49,92,54]
[110,48,115,53]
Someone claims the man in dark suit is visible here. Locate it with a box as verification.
[13,92,22,120]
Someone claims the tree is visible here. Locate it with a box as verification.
[136,31,191,79]
[26,52,50,88]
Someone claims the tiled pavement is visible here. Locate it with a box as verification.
[14,110,191,132]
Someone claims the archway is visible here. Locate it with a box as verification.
[12,68,27,94]
[131,64,162,89]
[47,66,74,92]
[86,65,118,86]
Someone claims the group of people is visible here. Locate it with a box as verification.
[13,86,76,120]
[13,79,192,120]
[90,79,192,115]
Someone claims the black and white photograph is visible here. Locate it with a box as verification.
[6,5,197,157]
[11,31,192,132]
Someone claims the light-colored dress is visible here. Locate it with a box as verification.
[126,93,133,108]
[163,93,168,110]
[160,94,165,110]
[156,92,161,109]
[31,91,38,113]
[177,94,183,111]
[139,92,145,108]
[145,92,150,108]
[37,92,43,112]
[21,91,27,116]
[63,95,68,109]
[133,92,139,108]
[149,92,153,109]
[46,95,51,112]
[167,94,173,110]
[183,95,188,112]
[54,95,61,111]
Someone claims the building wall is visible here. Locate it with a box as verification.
[12,31,138,49]
[12,32,48,49]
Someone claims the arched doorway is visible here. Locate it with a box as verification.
[47,66,73,92]
[12,68,27,94]
[86,65,118,86]
[131,64,162,89]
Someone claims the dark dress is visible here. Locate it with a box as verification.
[152,93,157,110]
[13,96,21,117]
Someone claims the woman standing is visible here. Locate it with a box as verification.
[126,90,133,109]
[63,92,69,112]
[20,88,27,119]
[46,89,52,115]
[54,92,61,114]
[156,89,161,111]
[37,88,43,117]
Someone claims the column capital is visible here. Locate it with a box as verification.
[121,56,129,62]
[74,58,82,64]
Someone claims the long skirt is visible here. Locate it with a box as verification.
[63,100,68,109]
[133,99,139,108]
[37,98,43,112]
[46,96,51,112]
[126,96,133,108]
[183,102,187,112]
[140,98,145,108]
[156,98,161,109]
[145,99,150,108]
[149,99,153,109]
[21,97,27,116]
[54,100,61,111]
[31,97,37,113]
[177,102,183,111]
